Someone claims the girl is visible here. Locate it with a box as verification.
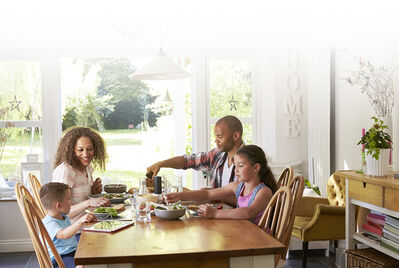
[166,145,277,224]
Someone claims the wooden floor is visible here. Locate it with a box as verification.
[0,249,337,268]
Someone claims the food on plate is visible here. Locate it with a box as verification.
[128,188,137,194]
[102,193,126,199]
[187,205,199,211]
[136,194,158,204]
[217,205,223,210]
[91,221,126,231]
[92,207,118,217]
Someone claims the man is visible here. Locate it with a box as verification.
[146,115,244,188]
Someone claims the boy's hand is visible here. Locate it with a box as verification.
[77,213,97,225]
[91,178,103,194]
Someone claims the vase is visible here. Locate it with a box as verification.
[377,114,392,137]
[365,149,390,177]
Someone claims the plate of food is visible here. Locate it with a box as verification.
[89,193,132,204]
[83,221,133,233]
[85,206,121,218]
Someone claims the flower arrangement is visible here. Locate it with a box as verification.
[0,106,14,164]
[344,52,396,117]
[357,117,392,160]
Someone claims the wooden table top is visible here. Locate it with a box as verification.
[335,170,399,189]
[75,216,285,265]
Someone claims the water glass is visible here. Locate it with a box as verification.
[135,201,151,223]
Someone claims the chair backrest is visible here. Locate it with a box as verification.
[277,166,293,188]
[18,195,66,268]
[327,173,345,207]
[280,175,305,260]
[258,186,293,243]
[28,173,46,216]
[15,183,45,219]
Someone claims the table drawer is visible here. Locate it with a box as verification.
[384,188,399,212]
[348,180,383,207]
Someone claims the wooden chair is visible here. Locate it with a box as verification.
[277,166,293,188]
[258,186,293,267]
[28,173,46,216]
[279,175,305,262]
[18,195,66,268]
[15,183,45,219]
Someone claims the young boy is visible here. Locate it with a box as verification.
[40,182,96,268]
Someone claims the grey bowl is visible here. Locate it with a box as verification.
[154,208,186,220]
[104,184,127,193]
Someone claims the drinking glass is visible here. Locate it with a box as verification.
[135,201,151,223]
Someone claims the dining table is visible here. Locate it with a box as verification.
[75,213,286,268]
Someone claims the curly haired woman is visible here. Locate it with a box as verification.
[52,127,110,223]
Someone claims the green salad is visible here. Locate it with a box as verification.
[93,207,118,217]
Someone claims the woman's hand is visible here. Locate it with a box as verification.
[88,197,110,207]
[91,178,103,194]
[198,204,216,218]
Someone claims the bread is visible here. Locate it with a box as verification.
[112,204,125,213]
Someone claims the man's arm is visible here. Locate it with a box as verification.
[146,156,185,177]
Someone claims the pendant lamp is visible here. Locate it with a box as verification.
[132,49,190,80]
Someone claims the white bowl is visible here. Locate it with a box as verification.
[154,208,186,220]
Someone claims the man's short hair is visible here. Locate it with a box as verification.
[39,182,70,210]
[215,115,243,136]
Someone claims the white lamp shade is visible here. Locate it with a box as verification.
[132,49,190,80]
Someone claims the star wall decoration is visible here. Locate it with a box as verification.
[228,95,238,111]
[9,95,22,112]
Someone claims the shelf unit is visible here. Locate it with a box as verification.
[335,170,399,266]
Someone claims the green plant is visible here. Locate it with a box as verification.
[357,117,392,160]
[304,178,321,196]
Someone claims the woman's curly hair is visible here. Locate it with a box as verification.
[54,127,108,171]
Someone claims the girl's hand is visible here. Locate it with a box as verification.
[88,197,110,207]
[91,178,103,194]
[165,193,181,203]
[198,204,216,218]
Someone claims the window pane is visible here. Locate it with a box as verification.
[60,57,193,189]
[209,60,252,118]
[0,61,42,120]
[0,127,43,187]
[209,123,252,149]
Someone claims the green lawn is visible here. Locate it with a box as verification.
[0,128,192,189]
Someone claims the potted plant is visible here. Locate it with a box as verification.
[357,117,392,176]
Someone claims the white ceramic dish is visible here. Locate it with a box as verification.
[154,208,186,220]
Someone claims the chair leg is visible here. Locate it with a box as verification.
[302,241,308,268]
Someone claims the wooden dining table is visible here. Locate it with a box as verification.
[75,215,286,268]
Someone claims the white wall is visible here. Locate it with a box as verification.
[334,46,399,172]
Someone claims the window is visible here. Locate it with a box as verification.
[0,60,43,188]
[60,57,193,189]
[208,59,254,146]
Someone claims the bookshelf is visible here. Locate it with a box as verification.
[335,171,399,265]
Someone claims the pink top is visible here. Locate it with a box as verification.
[52,163,94,223]
[237,184,265,225]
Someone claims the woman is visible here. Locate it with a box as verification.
[53,127,110,223]
[166,145,277,224]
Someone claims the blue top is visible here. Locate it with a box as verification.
[42,214,77,261]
